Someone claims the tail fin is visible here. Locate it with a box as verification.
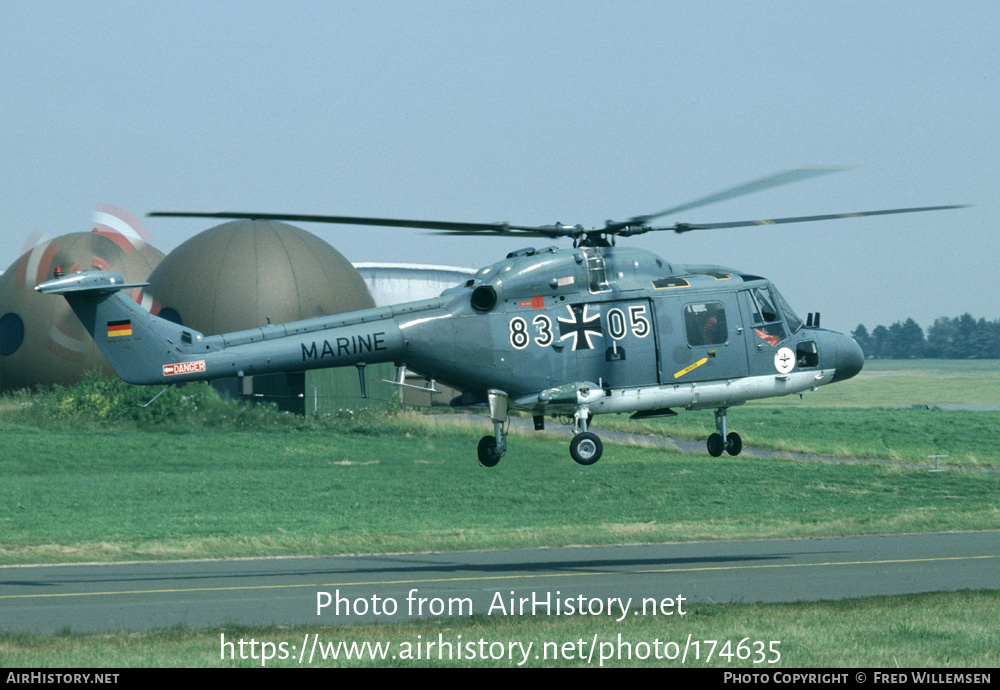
[36,270,210,385]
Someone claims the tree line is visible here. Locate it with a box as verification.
[851,314,1000,359]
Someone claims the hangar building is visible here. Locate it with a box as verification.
[353,263,475,306]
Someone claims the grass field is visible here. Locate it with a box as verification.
[2,415,999,565]
[1,363,997,667]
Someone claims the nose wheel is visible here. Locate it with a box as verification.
[569,406,603,465]
[707,408,742,457]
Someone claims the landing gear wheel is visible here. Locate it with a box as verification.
[570,432,603,465]
[707,433,725,457]
[726,432,743,456]
[477,435,502,468]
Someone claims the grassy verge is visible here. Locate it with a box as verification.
[2,372,999,565]
[1,591,996,667]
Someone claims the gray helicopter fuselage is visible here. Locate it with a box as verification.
[392,244,861,414]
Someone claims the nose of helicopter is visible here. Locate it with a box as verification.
[831,333,865,383]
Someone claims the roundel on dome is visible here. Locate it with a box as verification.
[0,231,164,391]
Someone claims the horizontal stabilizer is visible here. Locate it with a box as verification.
[35,270,148,295]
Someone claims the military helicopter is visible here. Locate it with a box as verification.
[36,168,963,466]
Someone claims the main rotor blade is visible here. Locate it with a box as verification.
[626,166,852,227]
[147,211,517,234]
[655,204,968,234]
[425,230,572,239]
[425,223,581,238]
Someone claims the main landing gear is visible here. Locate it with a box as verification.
[477,392,604,467]
[478,390,508,467]
[477,390,509,468]
[707,407,742,457]
[477,433,505,467]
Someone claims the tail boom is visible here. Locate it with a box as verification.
[36,270,407,385]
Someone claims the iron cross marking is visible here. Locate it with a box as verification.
[558,304,603,351]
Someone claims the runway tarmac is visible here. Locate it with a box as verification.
[2,531,997,634]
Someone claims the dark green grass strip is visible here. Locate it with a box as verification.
[3,421,999,564]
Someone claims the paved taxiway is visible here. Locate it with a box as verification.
[2,531,997,633]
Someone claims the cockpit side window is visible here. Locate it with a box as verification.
[748,288,787,346]
[750,288,779,323]
[772,288,803,334]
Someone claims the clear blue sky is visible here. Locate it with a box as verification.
[2,1,996,335]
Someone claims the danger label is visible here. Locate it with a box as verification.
[163,360,207,376]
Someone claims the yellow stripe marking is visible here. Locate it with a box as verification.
[674,357,708,379]
[1,555,995,601]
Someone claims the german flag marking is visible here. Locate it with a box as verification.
[107,320,132,337]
